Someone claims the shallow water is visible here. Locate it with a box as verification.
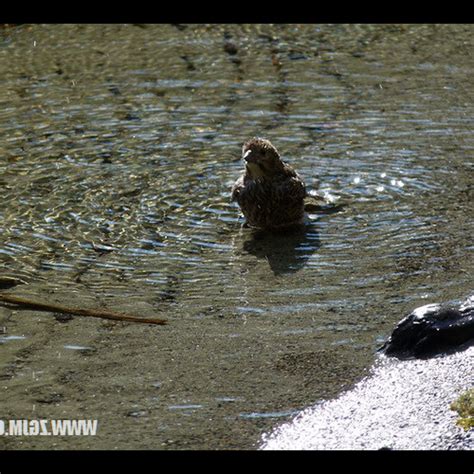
[0,24,473,449]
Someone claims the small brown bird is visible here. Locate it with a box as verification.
[231,138,307,230]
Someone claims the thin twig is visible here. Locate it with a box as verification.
[0,294,167,325]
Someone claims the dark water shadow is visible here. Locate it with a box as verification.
[242,222,321,275]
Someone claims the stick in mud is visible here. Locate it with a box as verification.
[0,293,167,325]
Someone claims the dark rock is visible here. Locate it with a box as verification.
[380,296,474,359]
[108,86,121,96]
[0,276,27,289]
[224,42,238,55]
[54,313,74,323]
[180,55,196,71]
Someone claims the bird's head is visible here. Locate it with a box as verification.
[242,137,283,178]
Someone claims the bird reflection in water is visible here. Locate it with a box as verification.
[242,222,320,275]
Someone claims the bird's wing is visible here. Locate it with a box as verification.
[284,175,306,202]
[231,175,245,202]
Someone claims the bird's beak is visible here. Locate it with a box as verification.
[243,149,257,163]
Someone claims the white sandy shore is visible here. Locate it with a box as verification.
[262,345,473,450]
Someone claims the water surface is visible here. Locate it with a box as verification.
[0,24,473,449]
